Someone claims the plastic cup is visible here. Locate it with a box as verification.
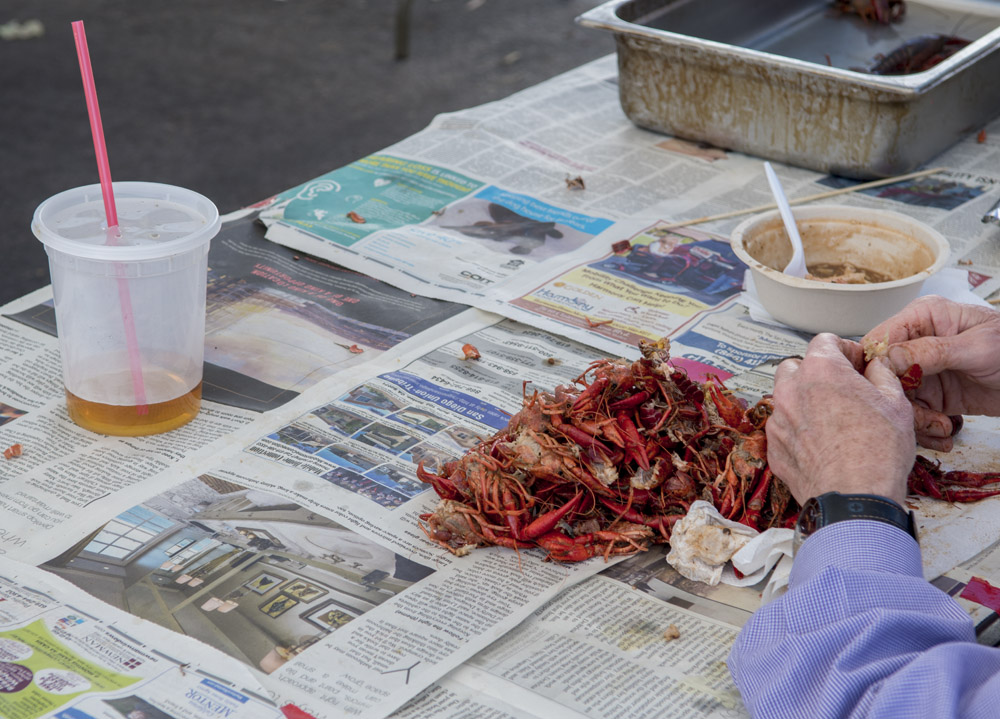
[32,181,221,436]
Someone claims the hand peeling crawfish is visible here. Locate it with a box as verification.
[418,338,1000,563]
[862,336,922,391]
[863,338,999,502]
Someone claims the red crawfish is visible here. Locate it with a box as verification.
[899,363,922,392]
[864,34,970,75]
[909,455,1000,503]
[832,0,905,24]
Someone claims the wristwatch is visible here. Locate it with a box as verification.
[794,492,918,552]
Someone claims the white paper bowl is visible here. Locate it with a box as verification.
[731,205,950,336]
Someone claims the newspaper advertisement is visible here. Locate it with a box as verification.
[0,556,281,719]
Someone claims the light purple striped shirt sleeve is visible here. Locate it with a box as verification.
[728,520,1000,718]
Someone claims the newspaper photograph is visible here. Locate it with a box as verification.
[258,155,617,304]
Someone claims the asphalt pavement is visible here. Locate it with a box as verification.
[1,0,613,305]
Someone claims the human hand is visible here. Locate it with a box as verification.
[863,295,1000,451]
[766,333,915,506]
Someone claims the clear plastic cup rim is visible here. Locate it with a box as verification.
[32,181,221,261]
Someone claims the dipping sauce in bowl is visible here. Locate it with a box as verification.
[731,204,950,336]
[806,262,893,284]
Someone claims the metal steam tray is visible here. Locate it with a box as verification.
[578,0,1000,178]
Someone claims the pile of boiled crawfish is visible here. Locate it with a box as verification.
[417,339,1000,563]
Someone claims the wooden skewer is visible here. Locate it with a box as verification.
[662,166,946,230]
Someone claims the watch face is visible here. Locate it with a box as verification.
[797,497,820,534]
[793,497,820,552]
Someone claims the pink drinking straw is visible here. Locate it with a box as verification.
[72,20,149,415]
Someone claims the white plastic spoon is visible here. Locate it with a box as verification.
[763,161,807,278]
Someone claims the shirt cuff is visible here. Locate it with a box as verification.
[791,519,923,588]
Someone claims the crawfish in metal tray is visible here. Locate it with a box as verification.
[832,0,905,24]
[863,34,970,75]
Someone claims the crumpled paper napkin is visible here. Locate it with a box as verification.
[730,525,794,603]
[667,501,792,601]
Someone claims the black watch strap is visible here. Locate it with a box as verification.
[795,492,918,550]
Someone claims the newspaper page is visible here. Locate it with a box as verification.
[258,56,765,311]
[28,312,649,719]
[0,394,256,564]
[484,117,1000,357]
[464,573,747,719]
[0,556,282,719]
[6,289,999,719]
[27,304,1000,719]
[249,46,1000,570]
[41,466,593,719]
[432,512,1000,719]
[0,289,64,422]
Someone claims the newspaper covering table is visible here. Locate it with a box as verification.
[2,54,1000,719]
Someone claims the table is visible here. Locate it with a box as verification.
[3,54,1000,719]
